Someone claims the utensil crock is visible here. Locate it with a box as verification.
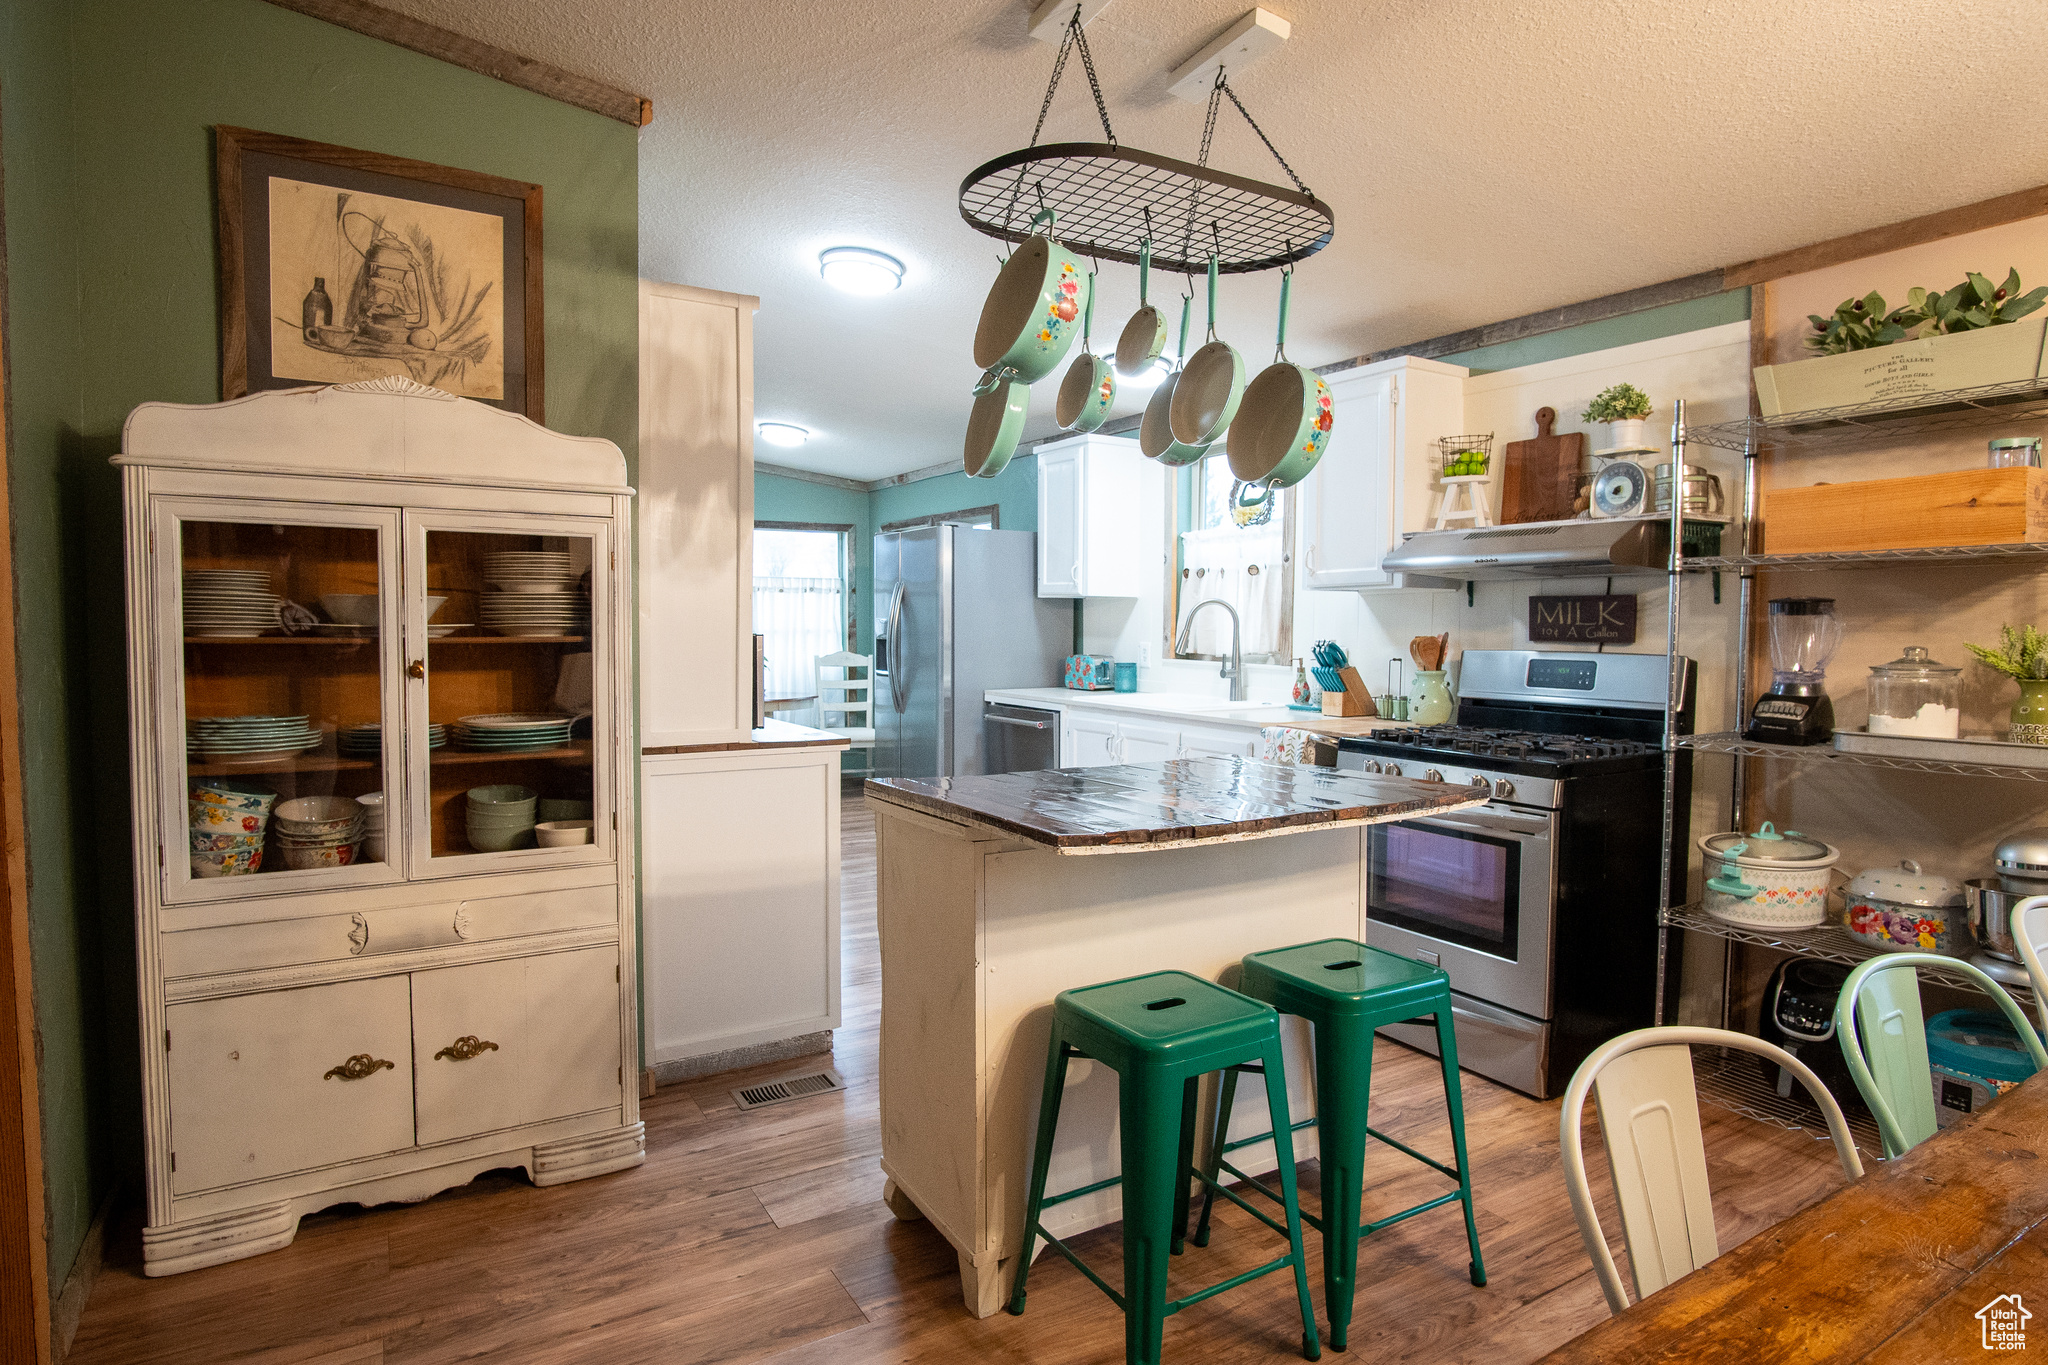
[1226,267,1333,490]
[972,208,1086,384]
[1169,255,1244,448]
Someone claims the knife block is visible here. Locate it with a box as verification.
[1321,666,1377,718]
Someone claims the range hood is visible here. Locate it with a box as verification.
[1381,518,1675,581]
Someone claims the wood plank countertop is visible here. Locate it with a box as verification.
[1538,1068,2048,1363]
[865,756,1486,854]
[642,718,851,756]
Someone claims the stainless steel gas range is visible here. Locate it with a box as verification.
[1337,650,1694,1098]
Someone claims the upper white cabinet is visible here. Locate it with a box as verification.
[119,379,642,1276]
[1035,433,1164,599]
[1300,356,1466,591]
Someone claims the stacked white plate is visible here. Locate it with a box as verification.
[188,714,322,763]
[339,722,446,758]
[452,712,576,753]
[184,570,282,638]
[481,552,587,637]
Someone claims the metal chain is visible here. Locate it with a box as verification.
[1183,74,1225,263]
[1069,14,1118,146]
[1218,75,1311,197]
[1027,14,1078,149]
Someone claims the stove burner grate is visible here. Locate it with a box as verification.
[1366,724,1657,763]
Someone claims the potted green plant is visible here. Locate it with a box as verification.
[1582,383,1654,452]
[1756,268,2048,419]
[1965,623,2048,744]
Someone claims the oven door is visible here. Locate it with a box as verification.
[1366,803,1557,1020]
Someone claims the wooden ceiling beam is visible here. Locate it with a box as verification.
[261,0,652,127]
[1724,182,2048,288]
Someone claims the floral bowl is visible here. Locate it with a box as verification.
[192,845,262,878]
[190,801,269,835]
[190,778,277,818]
[190,829,263,854]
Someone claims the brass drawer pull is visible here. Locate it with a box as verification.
[323,1054,395,1081]
[434,1035,500,1062]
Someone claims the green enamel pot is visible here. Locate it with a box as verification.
[972,208,1088,384]
[1054,264,1117,432]
[1141,292,1210,466]
[1114,238,1169,377]
[1226,270,1334,489]
[1169,255,1244,448]
[964,367,1029,479]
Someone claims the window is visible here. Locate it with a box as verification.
[1170,455,1293,665]
[753,524,851,704]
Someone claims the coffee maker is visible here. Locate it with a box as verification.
[1745,597,1842,746]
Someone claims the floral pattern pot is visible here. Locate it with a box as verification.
[1845,859,1969,956]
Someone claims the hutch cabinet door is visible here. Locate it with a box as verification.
[151,498,407,907]
[402,512,617,877]
[165,976,415,1194]
[410,946,623,1145]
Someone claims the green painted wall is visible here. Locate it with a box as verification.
[2,0,638,1294]
[1436,288,1751,374]
[754,472,874,651]
[872,456,1040,535]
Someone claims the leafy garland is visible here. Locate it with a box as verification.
[1806,269,2048,356]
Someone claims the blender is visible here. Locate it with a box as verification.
[1744,597,1842,746]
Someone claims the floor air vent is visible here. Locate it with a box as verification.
[731,1068,845,1112]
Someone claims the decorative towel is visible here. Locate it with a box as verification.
[1259,726,1319,765]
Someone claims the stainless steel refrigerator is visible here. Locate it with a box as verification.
[872,525,1070,780]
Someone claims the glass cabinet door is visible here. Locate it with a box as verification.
[160,500,404,900]
[404,513,611,872]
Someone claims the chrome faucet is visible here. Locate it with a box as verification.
[1174,600,1248,702]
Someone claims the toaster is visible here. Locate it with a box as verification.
[1064,654,1116,690]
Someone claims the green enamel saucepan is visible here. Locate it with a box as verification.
[1054,262,1116,433]
[972,208,1088,384]
[1168,254,1244,448]
[964,366,1029,479]
[1226,266,1334,490]
[1115,238,1170,376]
[1141,289,1210,466]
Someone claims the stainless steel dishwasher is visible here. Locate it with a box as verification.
[982,701,1060,773]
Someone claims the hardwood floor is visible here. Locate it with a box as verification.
[66,796,1852,1364]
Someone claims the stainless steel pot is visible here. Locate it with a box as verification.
[1995,829,2048,895]
[1967,878,2025,962]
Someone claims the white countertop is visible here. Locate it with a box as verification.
[984,687,1427,736]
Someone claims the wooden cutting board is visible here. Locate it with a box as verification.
[1500,407,1585,524]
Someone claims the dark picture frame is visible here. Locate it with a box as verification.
[214,125,543,419]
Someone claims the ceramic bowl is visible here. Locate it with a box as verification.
[189,778,278,817]
[972,223,1086,383]
[535,819,594,848]
[468,824,535,853]
[468,784,538,809]
[278,839,359,871]
[189,801,269,835]
[191,845,262,878]
[319,593,447,625]
[1226,364,1333,490]
[274,795,365,836]
[190,830,264,853]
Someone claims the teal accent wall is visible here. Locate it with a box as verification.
[755,473,874,651]
[1437,288,1751,374]
[872,456,1040,535]
[2,0,639,1295]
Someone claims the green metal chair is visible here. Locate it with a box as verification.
[1007,969,1321,1365]
[1835,952,2048,1158]
[1190,940,1483,1352]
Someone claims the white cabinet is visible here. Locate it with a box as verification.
[1035,433,1164,599]
[1117,719,1180,764]
[1178,722,1258,761]
[1301,356,1467,591]
[1062,710,1122,767]
[121,379,641,1276]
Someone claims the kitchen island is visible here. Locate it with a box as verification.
[866,757,1486,1316]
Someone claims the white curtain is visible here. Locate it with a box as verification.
[1178,524,1285,658]
[753,576,844,700]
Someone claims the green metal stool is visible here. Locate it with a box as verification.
[1007,969,1322,1365]
[1193,940,1485,1352]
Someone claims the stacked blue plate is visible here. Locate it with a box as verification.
[339,722,447,758]
[189,715,322,763]
[452,713,576,753]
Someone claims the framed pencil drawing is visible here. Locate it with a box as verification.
[215,125,543,419]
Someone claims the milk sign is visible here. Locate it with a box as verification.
[1529,595,1637,645]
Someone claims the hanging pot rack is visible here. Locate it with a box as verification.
[956,7,1333,276]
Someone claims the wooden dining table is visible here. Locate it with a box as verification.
[1540,1069,2048,1362]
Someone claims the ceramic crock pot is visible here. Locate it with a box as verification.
[1845,860,1969,956]
[1699,821,1841,928]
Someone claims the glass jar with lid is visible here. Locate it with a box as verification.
[1867,645,1961,738]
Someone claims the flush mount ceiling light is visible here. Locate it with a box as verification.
[819,247,904,296]
[1118,354,1174,389]
[756,422,811,448]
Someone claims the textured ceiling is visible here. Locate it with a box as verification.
[382,0,2048,480]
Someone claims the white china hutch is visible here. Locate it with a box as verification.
[119,377,641,1275]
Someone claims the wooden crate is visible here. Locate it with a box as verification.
[1765,467,2048,554]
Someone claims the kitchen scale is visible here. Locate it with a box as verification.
[1587,448,1656,519]
[1745,597,1842,745]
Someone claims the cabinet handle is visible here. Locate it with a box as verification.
[432,1035,500,1063]
[408,658,426,680]
[323,1054,395,1082]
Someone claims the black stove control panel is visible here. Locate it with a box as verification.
[1526,658,1598,691]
